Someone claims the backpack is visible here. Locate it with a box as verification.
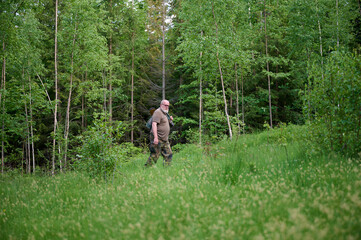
[146,117,153,130]
[145,113,173,131]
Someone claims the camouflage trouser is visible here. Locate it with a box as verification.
[145,139,173,167]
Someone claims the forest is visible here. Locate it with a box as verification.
[1,1,361,239]
[0,0,360,174]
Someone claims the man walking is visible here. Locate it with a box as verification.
[145,99,174,167]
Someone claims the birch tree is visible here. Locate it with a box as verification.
[211,0,232,140]
[60,0,108,168]
[52,0,59,175]
[264,0,273,128]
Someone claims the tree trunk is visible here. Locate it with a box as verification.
[130,0,135,143]
[241,68,245,134]
[82,68,88,130]
[64,24,77,171]
[316,0,324,80]
[81,72,85,130]
[248,2,256,76]
[199,31,203,145]
[28,75,35,173]
[109,41,113,122]
[108,0,113,122]
[23,78,31,174]
[103,70,107,113]
[264,2,273,128]
[37,74,52,107]
[318,22,323,77]
[22,142,25,176]
[25,99,31,174]
[235,63,240,135]
[81,90,85,130]
[162,0,166,99]
[131,33,135,144]
[58,143,62,172]
[1,91,4,175]
[52,0,59,176]
[1,40,5,174]
[0,40,4,105]
[211,1,233,140]
[336,0,339,48]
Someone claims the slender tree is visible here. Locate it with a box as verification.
[108,0,113,122]
[241,68,245,133]
[63,23,78,170]
[316,0,324,81]
[52,0,59,176]
[1,40,5,174]
[24,90,31,173]
[28,74,35,173]
[264,0,273,128]
[81,70,87,130]
[199,31,203,145]
[235,63,240,134]
[130,0,135,144]
[211,0,232,140]
[162,0,167,99]
[336,0,339,48]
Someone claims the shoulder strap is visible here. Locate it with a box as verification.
[166,113,171,121]
[166,113,174,127]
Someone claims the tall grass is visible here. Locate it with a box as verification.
[1,125,361,239]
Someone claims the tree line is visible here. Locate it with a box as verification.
[1,0,360,174]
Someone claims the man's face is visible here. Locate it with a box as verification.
[161,101,170,113]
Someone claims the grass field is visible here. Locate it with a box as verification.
[1,125,361,239]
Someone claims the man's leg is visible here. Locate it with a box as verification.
[144,143,161,167]
[160,140,173,166]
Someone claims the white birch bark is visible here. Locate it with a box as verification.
[162,0,166,99]
[1,40,5,174]
[264,1,273,128]
[64,24,77,171]
[199,31,203,145]
[235,63,240,135]
[211,1,233,140]
[52,0,59,175]
[131,34,135,144]
[28,75,35,173]
[336,0,339,48]
[241,69,245,134]
[22,78,31,174]
[131,0,135,144]
[316,0,324,80]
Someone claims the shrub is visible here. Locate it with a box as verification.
[73,115,124,180]
[111,142,142,164]
[305,50,361,157]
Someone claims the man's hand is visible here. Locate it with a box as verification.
[170,116,173,121]
[152,121,159,145]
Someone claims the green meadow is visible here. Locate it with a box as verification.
[1,125,361,239]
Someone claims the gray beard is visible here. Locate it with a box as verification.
[161,108,168,114]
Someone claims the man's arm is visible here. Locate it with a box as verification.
[152,121,158,144]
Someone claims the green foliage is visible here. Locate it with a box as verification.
[1,0,361,172]
[73,114,143,179]
[111,142,142,164]
[305,50,361,157]
[2,126,361,239]
[222,123,311,184]
[73,115,124,179]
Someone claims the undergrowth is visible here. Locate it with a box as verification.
[1,124,361,239]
